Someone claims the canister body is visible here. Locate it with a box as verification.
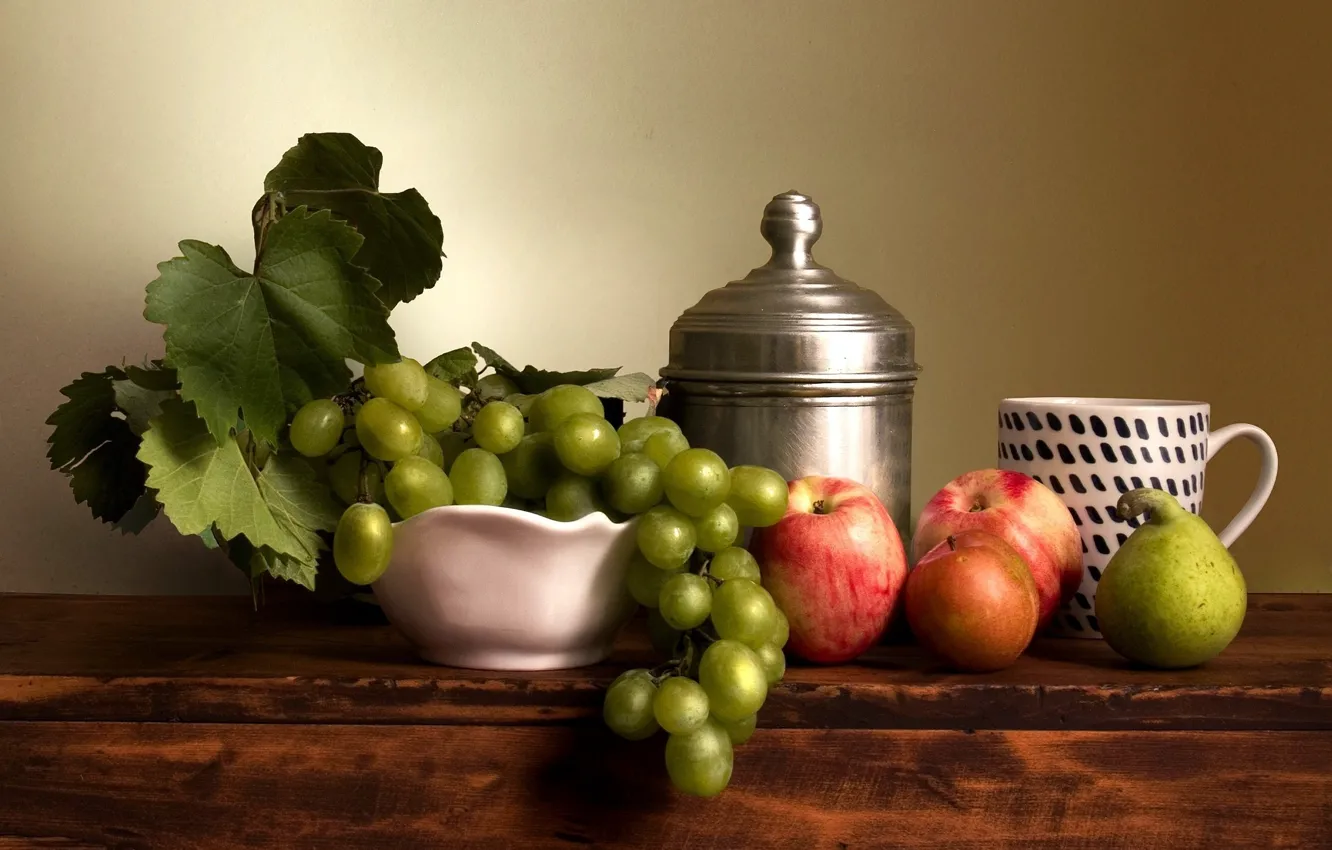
[658,380,915,537]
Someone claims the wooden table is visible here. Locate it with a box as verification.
[1,593,1329,848]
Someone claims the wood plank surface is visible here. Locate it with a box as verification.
[1,722,1327,849]
[1,595,1329,730]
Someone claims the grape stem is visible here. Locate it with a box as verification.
[356,452,373,504]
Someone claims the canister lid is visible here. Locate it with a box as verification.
[660,192,919,384]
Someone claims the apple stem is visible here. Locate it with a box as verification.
[1116,487,1187,525]
[946,534,958,551]
[812,500,828,515]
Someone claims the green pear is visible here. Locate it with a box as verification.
[1095,488,1247,669]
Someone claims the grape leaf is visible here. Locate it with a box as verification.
[469,343,622,394]
[46,368,149,524]
[509,366,622,395]
[264,132,445,309]
[112,489,161,535]
[470,342,518,376]
[223,534,320,590]
[582,372,656,403]
[113,379,174,435]
[138,400,340,561]
[125,361,179,391]
[425,347,478,383]
[144,208,399,445]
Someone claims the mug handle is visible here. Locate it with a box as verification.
[1208,423,1279,547]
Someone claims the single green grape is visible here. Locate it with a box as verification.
[499,433,561,500]
[658,573,712,630]
[545,473,608,522]
[475,373,520,402]
[626,552,680,608]
[289,399,344,457]
[663,448,731,517]
[708,547,761,582]
[617,415,681,454]
[528,384,604,432]
[647,608,684,656]
[553,412,620,476]
[414,377,463,434]
[600,452,664,515]
[437,432,470,472]
[414,432,445,467]
[356,397,423,462]
[770,607,790,648]
[363,358,429,411]
[725,465,790,528]
[710,578,778,649]
[754,642,786,685]
[603,669,659,741]
[333,502,394,585]
[636,506,697,569]
[329,451,384,505]
[450,448,507,506]
[473,401,525,454]
[384,456,454,519]
[653,675,711,735]
[698,639,768,722]
[692,502,739,553]
[644,429,689,471]
[716,712,757,745]
[664,718,733,797]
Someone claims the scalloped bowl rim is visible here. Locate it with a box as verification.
[389,503,638,535]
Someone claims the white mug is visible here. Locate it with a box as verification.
[997,397,1278,638]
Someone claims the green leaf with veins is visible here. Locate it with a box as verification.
[113,489,161,535]
[425,347,478,383]
[508,365,621,395]
[264,132,444,309]
[125,362,179,391]
[46,368,149,524]
[225,534,321,590]
[470,342,518,376]
[144,207,399,445]
[138,400,339,561]
[582,372,656,403]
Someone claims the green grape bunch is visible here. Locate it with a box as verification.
[293,348,792,799]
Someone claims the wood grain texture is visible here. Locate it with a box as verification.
[1,595,1330,729]
[2,722,1328,849]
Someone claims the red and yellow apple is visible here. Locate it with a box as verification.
[750,475,907,664]
[912,469,1081,630]
[904,529,1040,672]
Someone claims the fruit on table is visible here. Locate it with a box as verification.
[912,468,1082,630]
[355,397,424,462]
[383,456,454,519]
[1095,488,1247,668]
[414,377,463,434]
[662,448,731,517]
[333,502,394,585]
[664,717,734,798]
[288,398,344,458]
[450,447,508,506]
[751,475,908,664]
[363,358,429,411]
[528,383,604,432]
[603,669,660,741]
[904,529,1040,672]
[725,465,789,528]
[471,400,524,454]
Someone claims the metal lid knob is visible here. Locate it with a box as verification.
[760,191,823,272]
[660,191,921,385]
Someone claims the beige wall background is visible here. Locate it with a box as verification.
[1,0,1327,595]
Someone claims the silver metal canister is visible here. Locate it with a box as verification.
[657,191,921,536]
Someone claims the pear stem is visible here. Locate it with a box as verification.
[1116,487,1186,525]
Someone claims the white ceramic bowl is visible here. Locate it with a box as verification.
[371,505,640,671]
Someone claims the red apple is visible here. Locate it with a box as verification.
[904,530,1040,672]
[750,475,907,664]
[912,469,1081,630]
